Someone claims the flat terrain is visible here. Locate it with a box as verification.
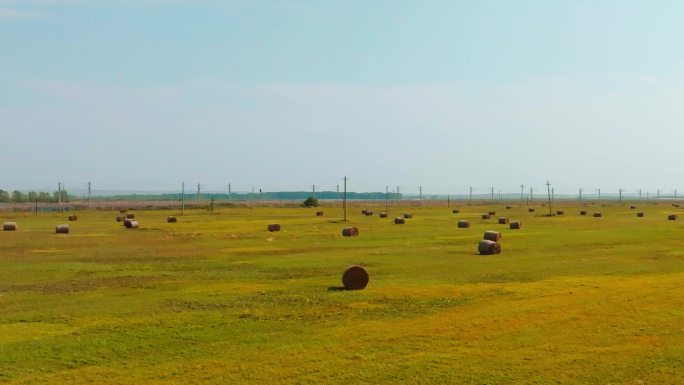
[1,203,683,384]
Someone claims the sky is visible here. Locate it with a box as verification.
[1,0,684,195]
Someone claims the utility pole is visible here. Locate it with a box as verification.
[251,187,255,209]
[181,182,185,215]
[469,187,473,205]
[498,189,501,202]
[228,183,232,203]
[197,183,201,208]
[619,188,622,204]
[579,188,583,203]
[343,176,348,222]
[546,180,552,215]
[520,184,525,206]
[312,184,316,199]
[529,187,533,202]
[639,188,642,201]
[491,187,494,200]
[419,186,423,206]
[385,185,389,212]
[397,186,400,204]
[87,181,91,207]
[57,182,62,212]
[657,189,660,200]
[596,188,601,201]
[447,195,450,207]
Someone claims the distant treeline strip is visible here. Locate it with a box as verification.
[105,191,396,201]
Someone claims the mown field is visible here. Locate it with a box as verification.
[1,202,684,384]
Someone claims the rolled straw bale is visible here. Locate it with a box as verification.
[506,206,512,209]
[403,213,413,219]
[481,214,490,220]
[68,215,78,221]
[528,208,535,212]
[452,209,460,214]
[457,220,470,228]
[483,230,502,242]
[556,210,565,215]
[509,221,521,229]
[116,216,123,222]
[167,216,177,223]
[342,265,369,290]
[580,210,587,215]
[124,219,139,229]
[667,214,678,221]
[488,211,496,216]
[637,212,645,217]
[342,227,359,237]
[126,213,135,219]
[593,212,602,218]
[364,211,373,216]
[3,222,17,231]
[361,209,368,215]
[267,224,281,232]
[673,203,680,208]
[55,224,69,234]
[394,217,405,224]
[478,240,501,255]
[316,211,324,216]
[630,206,636,209]
[379,212,388,218]
[498,217,509,224]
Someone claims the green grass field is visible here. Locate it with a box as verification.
[1,203,683,384]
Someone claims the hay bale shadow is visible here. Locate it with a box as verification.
[327,286,347,291]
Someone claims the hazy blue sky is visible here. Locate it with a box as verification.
[1,1,683,195]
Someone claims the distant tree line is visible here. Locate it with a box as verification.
[107,191,400,201]
[0,189,71,203]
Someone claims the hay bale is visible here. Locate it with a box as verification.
[3,222,17,231]
[361,209,368,215]
[342,227,359,237]
[498,217,509,224]
[457,220,470,228]
[124,219,139,229]
[506,206,512,209]
[364,211,373,216]
[673,203,680,208]
[637,212,645,217]
[126,213,135,219]
[580,210,587,215]
[116,216,123,222]
[488,210,496,216]
[481,214,490,220]
[593,212,602,218]
[452,209,460,214]
[478,240,501,255]
[268,224,281,232]
[394,217,405,224]
[630,206,636,209]
[379,212,388,218]
[403,213,413,219]
[167,216,177,223]
[316,211,324,216]
[55,224,69,234]
[667,214,678,221]
[483,230,501,242]
[509,221,521,229]
[119,209,127,214]
[68,215,78,221]
[528,208,535,212]
[556,210,565,215]
[342,265,369,290]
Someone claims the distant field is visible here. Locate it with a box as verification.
[1,203,683,384]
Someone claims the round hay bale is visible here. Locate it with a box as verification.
[672,203,680,208]
[528,208,535,212]
[630,205,636,209]
[506,205,512,209]
[478,240,501,255]
[394,217,406,224]
[361,209,368,215]
[556,210,565,215]
[3,222,17,231]
[365,211,373,216]
[483,230,501,242]
[593,212,602,218]
[403,213,413,219]
[68,215,78,221]
[457,220,470,228]
[379,212,388,218]
[498,217,509,224]
[580,210,587,216]
[637,212,645,217]
[316,211,324,216]
[481,214,490,220]
[126,213,135,219]
[452,209,460,214]
[667,214,678,221]
[124,219,139,229]
[488,210,496,216]
[509,221,521,229]
[116,216,124,222]
[55,224,69,234]
[268,224,281,232]
[342,265,369,290]
[342,227,359,237]
[167,216,177,223]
